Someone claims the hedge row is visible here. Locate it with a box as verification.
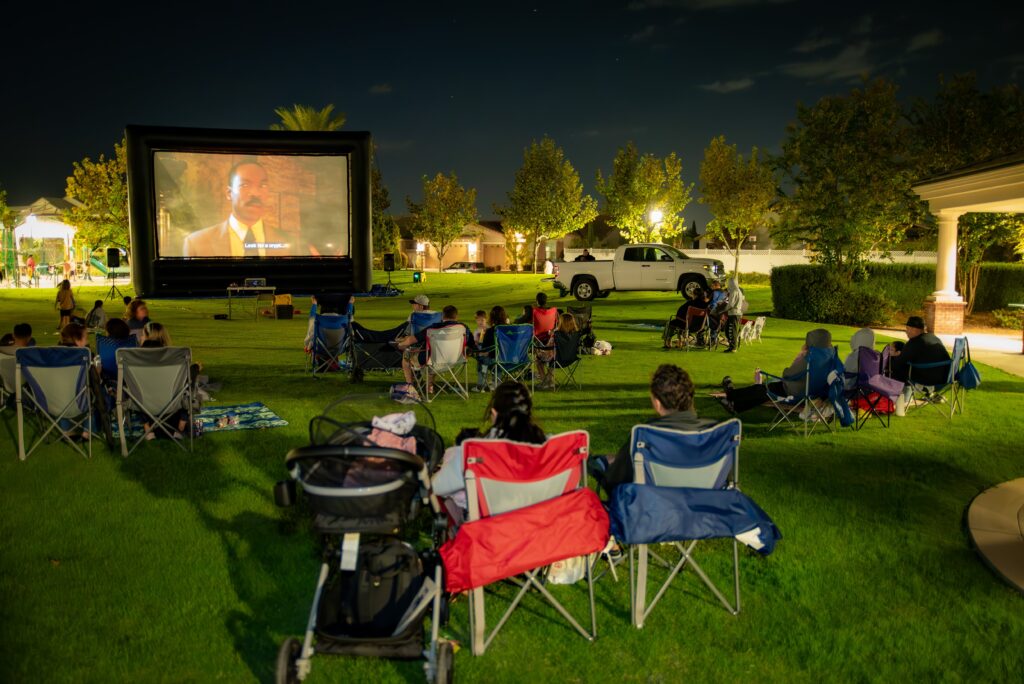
[770,262,1024,326]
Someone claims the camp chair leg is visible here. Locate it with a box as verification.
[526,570,594,641]
[16,394,26,461]
[733,538,741,614]
[587,553,597,637]
[634,543,648,628]
[471,586,486,655]
[481,577,532,654]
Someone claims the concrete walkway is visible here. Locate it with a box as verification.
[967,478,1024,594]
[873,327,1024,379]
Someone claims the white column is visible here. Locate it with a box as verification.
[931,210,963,301]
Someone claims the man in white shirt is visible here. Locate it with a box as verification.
[182,161,289,257]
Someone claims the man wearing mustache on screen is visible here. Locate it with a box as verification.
[182,161,291,257]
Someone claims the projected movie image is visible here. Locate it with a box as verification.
[154,151,349,258]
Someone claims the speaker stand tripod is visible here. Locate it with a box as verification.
[104,271,124,301]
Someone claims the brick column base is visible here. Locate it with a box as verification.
[924,299,965,335]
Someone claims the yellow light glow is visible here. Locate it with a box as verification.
[649,209,664,224]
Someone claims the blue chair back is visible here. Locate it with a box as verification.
[314,313,351,354]
[948,337,967,384]
[805,346,835,399]
[410,311,442,337]
[96,334,137,378]
[15,347,92,416]
[495,325,533,365]
[630,419,741,490]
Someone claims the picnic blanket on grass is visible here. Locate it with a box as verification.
[113,402,287,437]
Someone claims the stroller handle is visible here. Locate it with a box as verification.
[285,444,426,470]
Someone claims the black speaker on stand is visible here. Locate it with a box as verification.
[383,253,396,292]
[104,248,124,301]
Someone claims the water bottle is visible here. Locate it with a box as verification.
[754,368,762,385]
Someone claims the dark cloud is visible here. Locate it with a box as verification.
[700,77,755,93]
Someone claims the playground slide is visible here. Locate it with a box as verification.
[90,257,109,275]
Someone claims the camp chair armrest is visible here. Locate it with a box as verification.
[906,360,950,369]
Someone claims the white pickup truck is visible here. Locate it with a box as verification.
[553,244,726,301]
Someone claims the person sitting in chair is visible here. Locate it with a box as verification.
[397,304,476,388]
[663,289,709,348]
[593,364,717,496]
[473,305,509,392]
[12,323,35,348]
[887,316,950,385]
[719,328,832,414]
[432,381,546,511]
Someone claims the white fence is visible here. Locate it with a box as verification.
[562,248,937,274]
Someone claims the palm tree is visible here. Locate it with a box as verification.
[270,104,346,131]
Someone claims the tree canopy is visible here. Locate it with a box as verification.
[64,138,130,254]
[699,136,776,279]
[773,79,928,269]
[371,160,401,267]
[407,173,477,272]
[496,137,597,271]
[270,104,346,131]
[596,142,693,244]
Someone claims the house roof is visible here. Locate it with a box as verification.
[915,150,1024,186]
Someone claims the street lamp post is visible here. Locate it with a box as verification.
[648,208,664,242]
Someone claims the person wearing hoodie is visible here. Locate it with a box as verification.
[723,278,746,353]
[844,328,875,391]
[720,328,833,413]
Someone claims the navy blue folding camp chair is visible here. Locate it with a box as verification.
[548,331,582,390]
[847,346,904,430]
[764,346,845,436]
[608,419,780,627]
[907,336,965,418]
[15,347,94,460]
[308,313,352,376]
[409,311,443,337]
[493,324,533,392]
[96,333,137,383]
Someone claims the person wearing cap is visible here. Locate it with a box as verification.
[888,316,950,386]
[397,304,476,387]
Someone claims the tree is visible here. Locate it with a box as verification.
[699,136,776,280]
[407,173,477,272]
[908,74,1024,178]
[270,104,346,131]
[908,75,1024,312]
[371,161,401,267]
[956,213,1024,315]
[64,138,130,255]
[773,79,928,269]
[1,187,21,285]
[496,137,597,272]
[596,142,693,244]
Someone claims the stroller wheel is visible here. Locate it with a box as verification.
[275,637,302,684]
[434,640,454,684]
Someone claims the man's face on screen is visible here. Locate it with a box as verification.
[228,163,270,225]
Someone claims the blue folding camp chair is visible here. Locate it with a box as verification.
[15,347,94,460]
[409,311,443,337]
[96,333,137,383]
[493,324,534,392]
[308,313,352,377]
[764,346,846,436]
[906,336,966,418]
[608,419,780,628]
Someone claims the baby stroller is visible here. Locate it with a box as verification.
[274,394,452,683]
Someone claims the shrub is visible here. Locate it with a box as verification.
[771,265,894,326]
[736,272,771,286]
[772,262,1024,325]
[992,308,1024,329]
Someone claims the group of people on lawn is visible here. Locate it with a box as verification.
[430,313,955,511]
[395,292,579,393]
[663,278,746,353]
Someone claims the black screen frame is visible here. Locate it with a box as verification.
[126,125,371,297]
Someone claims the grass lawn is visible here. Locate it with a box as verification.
[1,271,1022,683]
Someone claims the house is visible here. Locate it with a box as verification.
[399,221,508,271]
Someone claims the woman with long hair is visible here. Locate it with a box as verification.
[141,322,172,348]
[432,381,545,509]
[56,279,75,330]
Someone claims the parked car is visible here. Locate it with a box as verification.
[552,244,726,301]
[443,262,486,273]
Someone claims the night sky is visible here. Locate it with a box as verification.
[2,0,1022,227]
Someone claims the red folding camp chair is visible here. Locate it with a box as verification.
[439,431,609,656]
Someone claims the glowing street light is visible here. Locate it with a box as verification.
[649,208,664,224]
